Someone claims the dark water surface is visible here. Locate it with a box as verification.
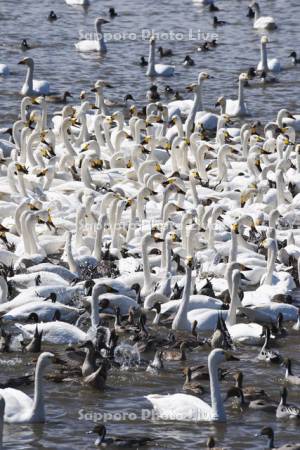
[0,0,300,448]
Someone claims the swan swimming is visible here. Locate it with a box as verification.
[146,36,175,77]
[0,352,53,423]
[146,349,238,422]
[18,57,50,96]
[75,17,109,53]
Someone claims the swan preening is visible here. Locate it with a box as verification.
[1,0,300,448]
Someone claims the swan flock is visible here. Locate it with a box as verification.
[0,0,300,449]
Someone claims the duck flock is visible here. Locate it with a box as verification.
[0,0,300,449]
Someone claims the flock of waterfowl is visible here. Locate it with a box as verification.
[0,0,300,449]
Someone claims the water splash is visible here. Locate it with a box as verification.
[114,343,140,370]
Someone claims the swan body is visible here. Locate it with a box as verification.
[3,300,81,323]
[146,349,236,422]
[8,271,69,288]
[66,0,89,4]
[252,2,277,30]
[146,37,175,77]
[0,65,10,76]
[75,17,109,53]
[0,285,82,314]
[225,73,249,117]
[0,352,53,423]
[94,293,139,316]
[15,321,87,345]
[257,36,281,73]
[18,58,50,96]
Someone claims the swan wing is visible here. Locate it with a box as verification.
[168,99,193,117]
[188,309,223,331]
[145,393,213,421]
[229,323,263,344]
[32,80,50,95]
[196,112,218,130]
[15,321,86,344]
[0,64,10,76]
[97,293,139,315]
[254,17,277,30]
[154,64,175,77]
[268,58,281,73]
[75,40,99,52]
[225,99,238,117]
[0,388,33,422]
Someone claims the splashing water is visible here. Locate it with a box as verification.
[114,343,141,370]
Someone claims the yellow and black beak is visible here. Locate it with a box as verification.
[15,163,28,174]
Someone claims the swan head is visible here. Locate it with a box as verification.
[95,17,110,27]
[18,57,34,67]
[186,256,193,268]
[91,79,112,92]
[149,36,156,45]
[215,96,226,108]
[239,73,249,82]
[208,349,239,366]
[169,115,182,127]
[31,96,45,106]
[278,109,296,120]
[190,170,201,181]
[250,2,259,11]
[231,223,239,234]
[15,162,28,174]
[38,351,55,367]
[261,36,269,45]
[198,72,210,82]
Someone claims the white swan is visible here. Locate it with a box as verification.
[18,57,50,96]
[66,0,89,5]
[146,36,175,77]
[0,352,53,423]
[226,270,263,345]
[257,36,281,73]
[0,64,10,76]
[251,2,277,30]
[225,73,250,117]
[15,320,87,345]
[75,17,109,53]
[146,349,237,422]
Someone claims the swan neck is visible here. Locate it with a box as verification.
[65,234,79,273]
[142,238,153,290]
[31,357,46,421]
[172,265,192,330]
[146,43,156,76]
[261,43,269,72]
[264,242,277,285]
[208,355,226,421]
[25,64,33,92]
[227,276,239,326]
[238,79,245,108]
[0,277,8,303]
